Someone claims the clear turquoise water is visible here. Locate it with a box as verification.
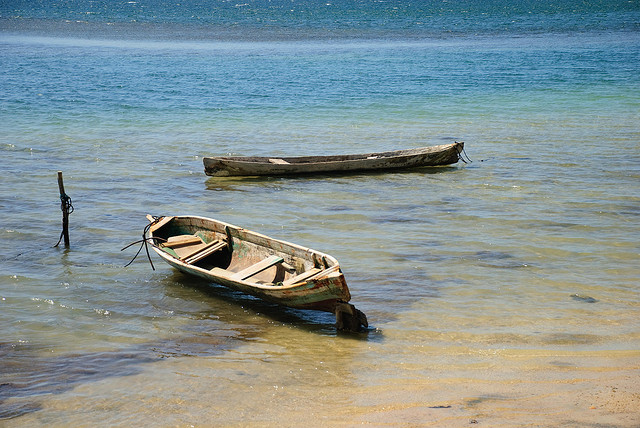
[1,1,639,425]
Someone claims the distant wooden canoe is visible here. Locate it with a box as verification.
[203,142,464,177]
[145,215,368,332]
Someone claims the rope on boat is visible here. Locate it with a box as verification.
[458,143,472,164]
[121,219,165,270]
[54,192,74,248]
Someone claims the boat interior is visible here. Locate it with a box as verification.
[150,218,327,286]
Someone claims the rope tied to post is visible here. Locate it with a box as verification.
[54,192,74,247]
[60,192,74,215]
[54,171,73,248]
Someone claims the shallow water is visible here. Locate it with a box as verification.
[1,1,640,426]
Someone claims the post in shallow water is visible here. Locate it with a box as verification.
[55,171,73,248]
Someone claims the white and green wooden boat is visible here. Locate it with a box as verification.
[145,215,368,332]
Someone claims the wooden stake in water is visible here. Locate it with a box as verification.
[56,171,71,247]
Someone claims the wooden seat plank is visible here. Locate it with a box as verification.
[162,234,204,248]
[160,234,207,259]
[231,255,284,281]
[149,216,174,232]
[182,240,227,264]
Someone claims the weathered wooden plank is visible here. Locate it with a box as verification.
[183,240,227,264]
[149,216,174,232]
[163,234,204,248]
[282,268,322,286]
[268,158,290,164]
[231,255,284,281]
[172,243,208,259]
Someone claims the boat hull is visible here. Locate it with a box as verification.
[203,142,464,177]
[145,215,352,313]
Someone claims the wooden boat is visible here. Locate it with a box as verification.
[203,142,464,177]
[144,215,368,331]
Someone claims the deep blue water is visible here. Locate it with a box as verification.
[3,0,638,34]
